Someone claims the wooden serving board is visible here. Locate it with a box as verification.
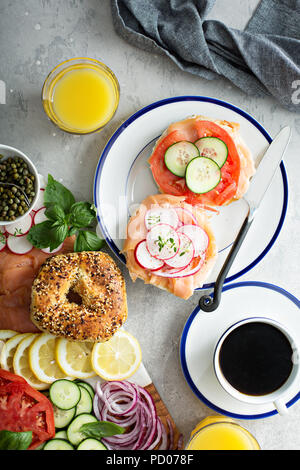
[145,382,183,450]
[88,363,183,450]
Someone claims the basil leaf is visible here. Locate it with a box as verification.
[0,430,32,450]
[44,174,75,213]
[68,227,79,237]
[27,220,54,249]
[45,203,66,223]
[48,222,69,251]
[79,421,125,440]
[27,220,68,251]
[69,202,96,228]
[74,230,105,252]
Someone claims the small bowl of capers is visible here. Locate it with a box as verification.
[0,144,40,225]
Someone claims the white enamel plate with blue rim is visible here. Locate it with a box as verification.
[94,96,288,289]
[180,282,300,419]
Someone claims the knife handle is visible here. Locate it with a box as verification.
[199,211,253,312]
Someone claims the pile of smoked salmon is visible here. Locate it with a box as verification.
[0,238,74,332]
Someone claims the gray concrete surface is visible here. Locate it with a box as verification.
[0,0,299,449]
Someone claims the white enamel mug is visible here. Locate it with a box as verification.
[213,317,300,415]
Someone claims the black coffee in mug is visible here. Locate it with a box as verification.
[219,321,294,396]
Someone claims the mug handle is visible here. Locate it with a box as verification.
[274,399,288,416]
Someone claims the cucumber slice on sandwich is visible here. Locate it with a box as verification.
[185,157,221,194]
[164,141,199,177]
[194,137,228,168]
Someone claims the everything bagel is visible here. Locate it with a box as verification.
[30,251,127,342]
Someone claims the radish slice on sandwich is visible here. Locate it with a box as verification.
[134,240,164,271]
[146,223,179,260]
[177,224,208,257]
[174,207,198,226]
[165,233,194,269]
[154,255,205,278]
[145,208,179,230]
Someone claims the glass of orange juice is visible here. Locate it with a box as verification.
[42,58,120,134]
[186,416,260,450]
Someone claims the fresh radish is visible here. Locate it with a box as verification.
[32,188,45,213]
[145,208,179,230]
[165,233,194,269]
[38,173,46,189]
[7,234,33,255]
[41,243,63,254]
[146,223,179,260]
[4,213,33,237]
[33,207,47,225]
[0,229,6,252]
[174,207,198,226]
[134,240,164,271]
[154,255,205,278]
[177,224,209,257]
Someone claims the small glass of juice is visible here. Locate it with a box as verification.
[42,58,120,134]
[186,416,260,450]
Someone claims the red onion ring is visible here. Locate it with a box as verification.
[167,417,174,450]
[94,380,168,450]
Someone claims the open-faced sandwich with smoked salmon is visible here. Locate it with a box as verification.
[123,194,217,300]
[149,115,255,207]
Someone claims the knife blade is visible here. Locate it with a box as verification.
[245,125,291,221]
[199,125,291,312]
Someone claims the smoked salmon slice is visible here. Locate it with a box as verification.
[0,238,74,332]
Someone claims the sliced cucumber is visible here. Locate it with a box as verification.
[164,141,199,177]
[77,438,107,450]
[53,404,76,428]
[75,385,93,416]
[194,137,228,168]
[76,381,95,399]
[55,430,68,440]
[34,442,46,450]
[43,439,74,450]
[185,157,221,194]
[49,379,81,410]
[67,413,98,446]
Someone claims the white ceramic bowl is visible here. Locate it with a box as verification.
[0,144,40,226]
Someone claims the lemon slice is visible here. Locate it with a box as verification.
[91,330,142,380]
[55,338,96,379]
[0,329,18,341]
[29,333,71,384]
[0,330,19,359]
[0,333,31,372]
[13,333,48,390]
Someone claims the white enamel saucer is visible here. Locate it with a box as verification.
[93,96,288,290]
[180,281,300,419]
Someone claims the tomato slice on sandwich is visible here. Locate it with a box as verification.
[149,120,241,206]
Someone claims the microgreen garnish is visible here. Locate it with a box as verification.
[155,234,177,253]
[147,215,161,226]
[13,228,23,237]
[27,174,105,252]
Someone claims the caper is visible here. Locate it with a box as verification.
[0,154,36,221]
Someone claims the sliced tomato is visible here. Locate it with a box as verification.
[0,369,26,387]
[0,370,55,450]
[149,121,241,206]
